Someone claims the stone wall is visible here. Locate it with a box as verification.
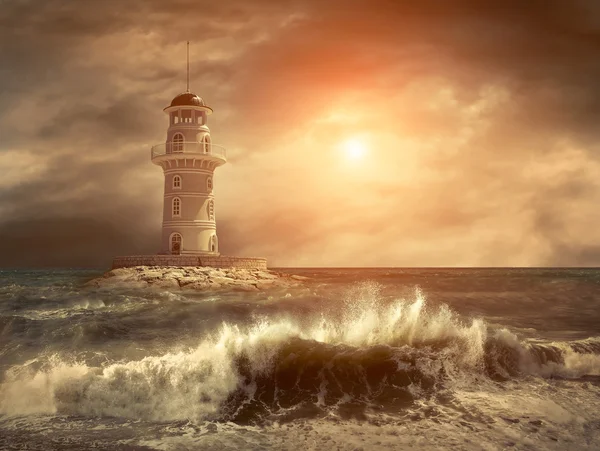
[112,255,268,270]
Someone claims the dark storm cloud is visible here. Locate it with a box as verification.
[0,217,157,268]
[0,150,148,218]
[36,94,159,143]
[0,0,599,267]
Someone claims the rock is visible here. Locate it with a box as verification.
[162,270,186,280]
[138,270,164,280]
[255,280,277,290]
[225,270,253,281]
[153,277,180,289]
[177,276,202,287]
[88,266,306,292]
[501,417,520,424]
[255,271,279,280]
[103,268,130,278]
[189,281,212,290]
[232,283,260,292]
[209,276,236,285]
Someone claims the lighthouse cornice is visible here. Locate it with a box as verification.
[167,124,210,132]
[163,193,214,198]
[163,220,216,227]
[163,168,215,175]
[151,142,226,166]
[163,105,213,115]
[152,154,226,168]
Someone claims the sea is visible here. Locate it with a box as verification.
[0,268,599,450]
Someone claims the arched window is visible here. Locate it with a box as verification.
[172,133,184,153]
[203,135,211,154]
[171,233,182,254]
[173,175,181,189]
[172,197,181,217]
[207,199,214,220]
[210,235,217,253]
[207,177,212,191]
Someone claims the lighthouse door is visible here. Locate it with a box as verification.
[171,233,182,255]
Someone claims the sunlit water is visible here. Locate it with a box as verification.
[1,268,600,450]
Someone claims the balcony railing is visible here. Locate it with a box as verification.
[151,142,227,160]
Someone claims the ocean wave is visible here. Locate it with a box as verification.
[1,285,599,422]
[486,332,600,380]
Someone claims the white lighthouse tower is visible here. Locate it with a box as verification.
[150,44,226,256]
[111,43,267,270]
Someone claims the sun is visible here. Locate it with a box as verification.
[342,138,367,160]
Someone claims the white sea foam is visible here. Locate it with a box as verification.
[488,329,600,378]
[1,284,598,421]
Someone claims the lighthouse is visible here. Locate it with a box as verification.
[111,43,266,270]
[149,43,225,255]
[150,91,225,255]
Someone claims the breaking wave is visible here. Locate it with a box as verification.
[1,285,599,423]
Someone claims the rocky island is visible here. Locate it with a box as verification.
[87,266,308,291]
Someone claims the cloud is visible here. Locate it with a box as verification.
[1,0,600,267]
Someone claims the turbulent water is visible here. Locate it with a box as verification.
[1,268,600,450]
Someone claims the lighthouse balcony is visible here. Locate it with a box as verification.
[151,142,227,163]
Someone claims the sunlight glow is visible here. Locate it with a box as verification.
[342,138,367,160]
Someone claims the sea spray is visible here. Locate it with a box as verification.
[1,285,599,423]
[485,331,600,380]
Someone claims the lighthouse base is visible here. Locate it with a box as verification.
[112,254,267,270]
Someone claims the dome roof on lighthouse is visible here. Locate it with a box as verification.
[169,92,206,107]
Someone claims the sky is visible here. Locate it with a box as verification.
[1,0,600,268]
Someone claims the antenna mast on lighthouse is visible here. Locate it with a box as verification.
[186,41,190,93]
